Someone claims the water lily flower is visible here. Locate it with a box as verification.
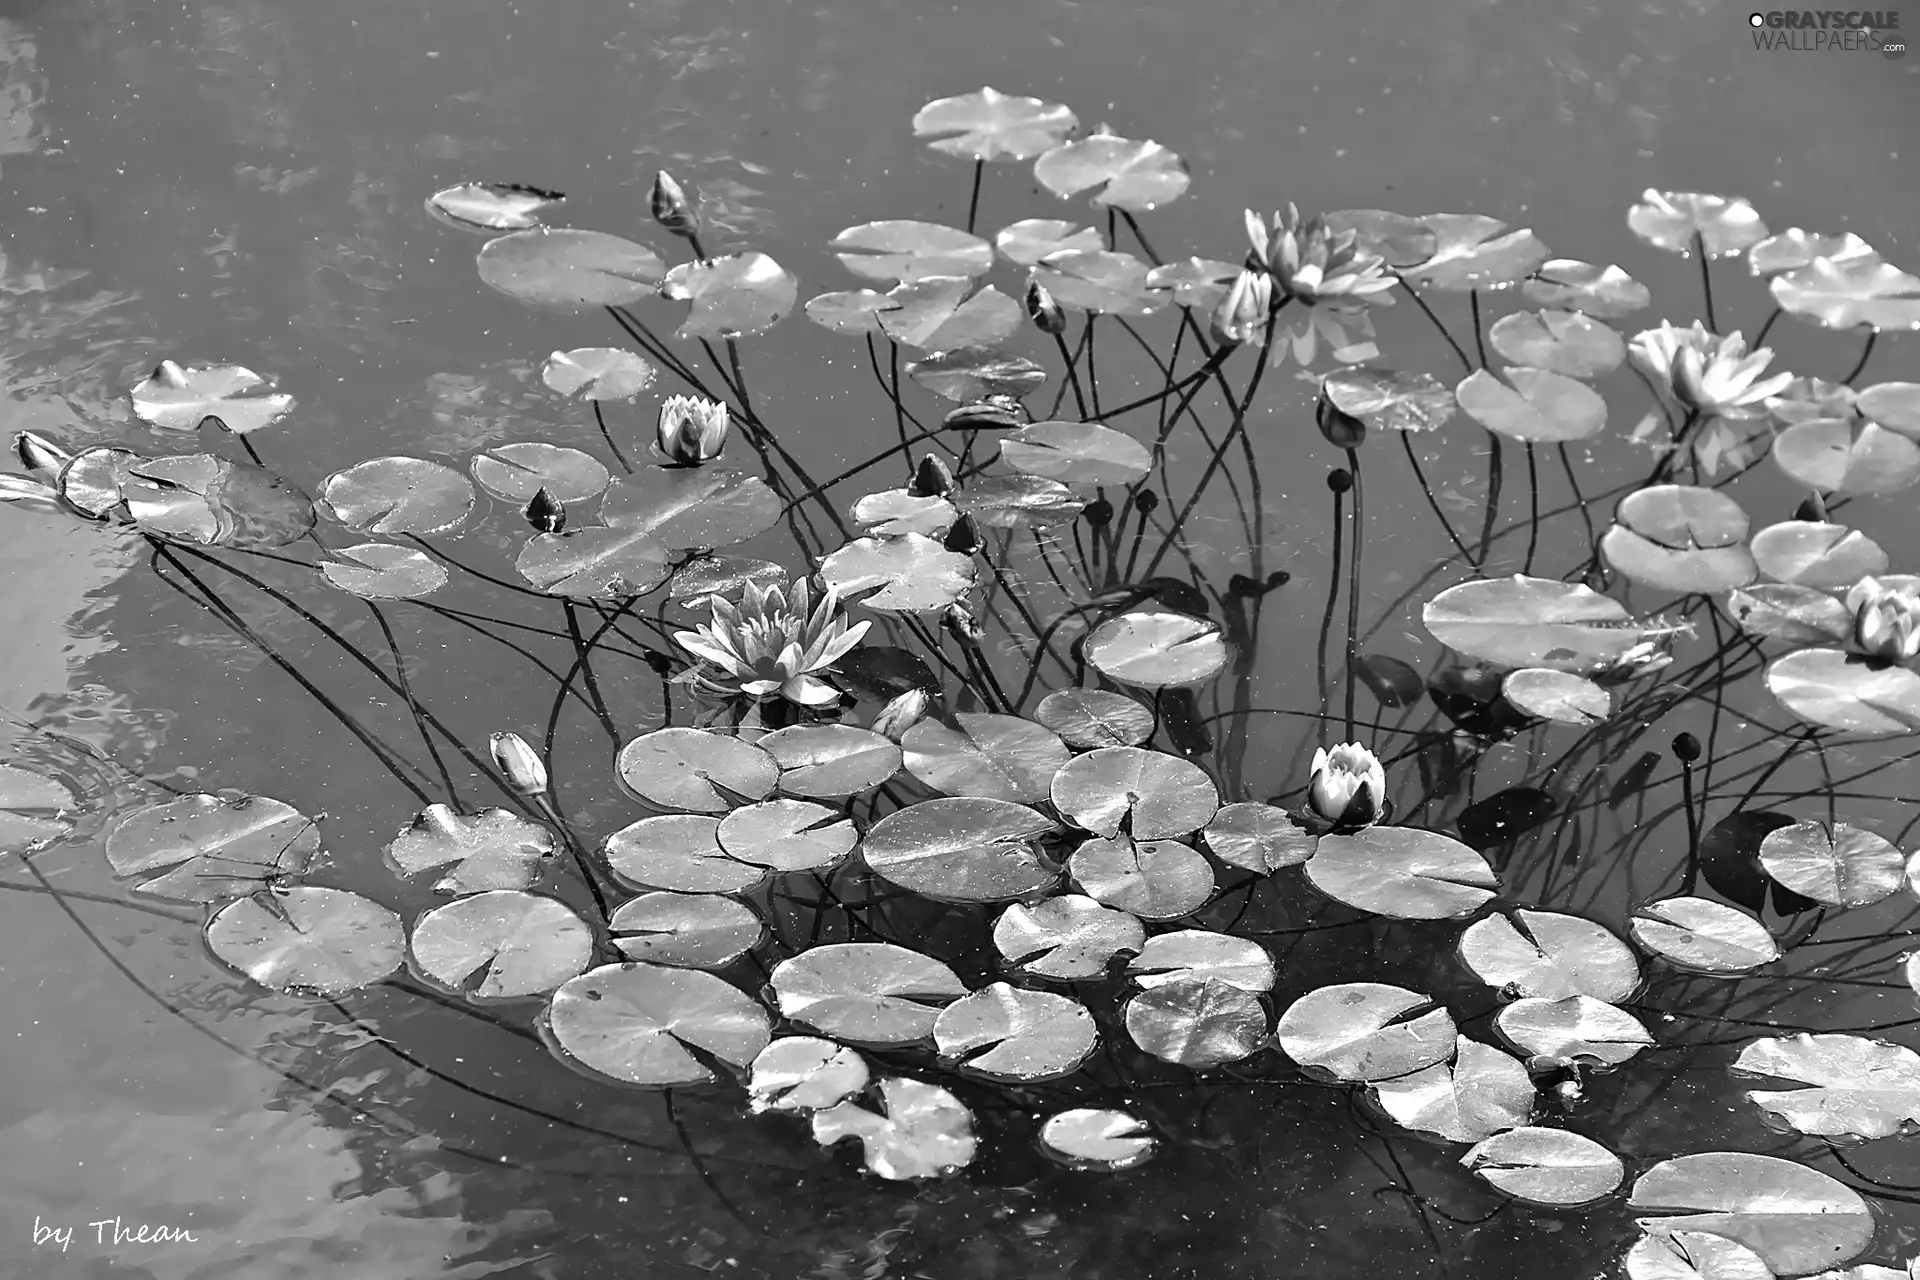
[655,394,729,466]
[1245,205,1397,305]
[673,577,870,707]
[1628,321,1793,420]
[489,731,548,796]
[1209,267,1272,347]
[14,431,70,485]
[1308,742,1386,828]
[1849,576,1920,663]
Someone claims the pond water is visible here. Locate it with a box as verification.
[3,1,1920,1277]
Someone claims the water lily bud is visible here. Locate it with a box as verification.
[1316,394,1367,449]
[1326,468,1352,494]
[489,731,548,796]
[1083,497,1113,528]
[942,602,984,645]
[910,453,956,498]
[1131,488,1159,515]
[1848,576,1920,663]
[1307,742,1386,828]
[1794,492,1830,523]
[526,487,566,534]
[870,688,929,741]
[1026,281,1066,336]
[1209,267,1272,348]
[0,473,61,511]
[655,394,729,466]
[944,513,985,556]
[650,171,697,238]
[1671,732,1702,764]
[14,431,71,485]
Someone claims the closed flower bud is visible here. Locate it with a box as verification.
[944,513,985,556]
[489,731,548,795]
[1131,488,1159,515]
[870,688,929,741]
[526,487,566,534]
[1316,394,1367,449]
[650,171,697,238]
[0,473,61,512]
[655,394,729,466]
[1026,281,1066,336]
[14,431,71,485]
[1083,497,1113,528]
[1671,732,1702,764]
[1209,267,1272,348]
[910,453,956,498]
[1307,742,1386,828]
[1848,576,1920,663]
[942,602,984,645]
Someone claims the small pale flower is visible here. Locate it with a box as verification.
[1629,321,1793,420]
[1246,205,1397,306]
[673,576,870,707]
[655,394,729,466]
[1308,742,1386,828]
[1849,576,1920,663]
[489,732,548,795]
[1209,267,1272,348]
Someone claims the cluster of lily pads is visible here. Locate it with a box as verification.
[6,84,1920,1277]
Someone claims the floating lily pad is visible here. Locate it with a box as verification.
[1629,1150,1873,1275]
[954,474,1084,529]
[385,804,558,895]
[861,796,1059,902]
[995,218,1106,266]
[1051,746,1219,839]
[851,489,958,537]
[993,894,1145,980]
[811,1077,977,1180]
[1502,669,1611,725]
[1039,1109,1156,1171]
[426,182,564,233]
[117,454,317,550]
[105,792,318,903]
[1859,381,1920,435]
[819,533,977,612]
[1321,366,1457,433]
[1355,655,1426,707]
[1456,367,1607,442]
[1143,256,1239,310]
[1459,909,1640,1003]
[1767,648,1920,735]
[1000,420,1152,487]
[1034,688,1155,749]
[615,728,778,813]
[768,942,966,1045]
[1127,931,1274,993]
[1306,827,1498,920]
[1124,977,1268,1068]
[1423,576,1656,672]
[608,891,763,969]
[832,221,992,285]
[1487,310,1626,379]
[1405,216,1549,291]
[56,446,143,519]
[716,799,857,872]
[601,814,767,895]
[906,348,1048,401]
[874,277,1021,350]
[1774,420,1920,496]
[1733,1033,1920,1141]
[540,347,656,401]
[669,554,790,609]
[600,466,781,550]
[901,712,1071,803]
[410,890,592,998]
[1749,228,1878,276]
[1494,995,1653,1071]
[1034,131,1190,211]
[471,443,610,503]
[205,887,403,996]
[544,962,771,1087]
[1030,249,1163,315]
[1725,584,1853,646]
[1622,1231,1774,1280]
[1630,897,1780,974]
[1522,259,1651,317]
[758,724,902,797]
[0,764,73,854]
[1627,190,1768,257]
[934,983,1097,1082]
[1369,1035,1535,1144]
[1200,803,1318,873]
[321,457,474,536]
[1460,1127,1625,1208]
[318,543,447,599]
[803,289,893,336]
[1324,209,1439,267]
[1277,982,1456,1082]
[912,87,1077,161]
[1757,821,1904,908]
[516,526,673,599]
[477,228,665,309]
[1085,612,1227,688]
[659,251,797,339]
[1771,254,1920,331]
[1069,834,1213,920]
[747,1037,870,1114]
[130,361,295,436]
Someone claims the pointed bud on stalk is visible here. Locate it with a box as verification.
[944,512,985,556]
[655,394,729,466]
[1209,267,1272,348]
[0,473,61,512]
[525,487,566,534]
[1131,488,1159,515]
[650,171,697,239]
[1848,576,1920,663]
[489,732,548,796]
[1082,497,1113,528]
[1316,394,1367,449]
[942,602,984,645]
[1326,467,1353,494]
[1026,281,1066,336]
[14,431,71,486]
[910,453,956,498]
[1307,742,1386,829]
[870,688,929,741]
[1671,732,1702,764]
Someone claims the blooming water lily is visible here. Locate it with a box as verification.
[655,394,730,466]
[673,576,870,707]
[1307,742,1387,828]
[1849,576,1920,663]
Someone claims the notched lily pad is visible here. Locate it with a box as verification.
[811,1077,977,1180]
[819,533,977,613]
[385,804,558,895]
[609,891,764,969]
[105,792,318,903]
[1069,834,1213,920]
[320,457,474,536]
[1461,1127,1624,1208]
[544,961,771,1087]
[130,361,295,436]
[748,1036,870,1114]
[1757,821,1904,909]
[1322,366,1457,433]
[1767,648,1920,735]
[1368,1035,1534,1144]
[427,182,564,233]
[1628,1150,1873,1275]
[410,889,592,998]
[1277,982,1456,1082]
[1034,130,1190,211]
[478,228,665,309]
[1494,996,1652,1071]
[993,894,1145,981]
[758,724,902,797]
[832,221,993,284]
[616,728,779,813]
[516,526,672,599]
[1000,420,1152,487]
[1458,909,1640,1002]
[768,942,967,1045]
[1306,827,1498,920]
[1424,575,1655,672]
[601,814,767,895]
[912,87,1077,161]
[471,443,611,504]
[206,886,403,996]
[1627,190,1768,258]
[715,799,858,872]
[1124,977,1268,1068]
[1201,803,1318,873]
[1034,688,1155,749]
[1456,366,1607,443]
[861,796,1059,903]
[906,348,1047,402]
[902,712,1070,804]
[1039,1109,1156,1171]
[1630,897,1779,973]
[933,982,1098,1082]
[1085,612,1227,688]
[319,543,448,599]
[659,251,799,340]
[1732,1033,1920,1141]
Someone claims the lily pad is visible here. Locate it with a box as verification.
[993,894,1145,980]
[1733,1033,1920,1141]
[1324,209,1439,267]
[1401,215,1549,291]
[1494,995,1653,1070]
[601,814,767,895]
[758,724,902,797]
[1628,1151,1874,1275]
[1276,982,1457,1082]
[901,713,1071,804]
[544,962,771,1087]
[1750,524,1891,592]
[715,799,858,872]
[1630,897,1780,973]
[659,251,797,340]
[995,218,1106,266]
[1456,367,1607,442]
[1143,256,1239,310]
[1461,1127,1625,1208]
[669,555,790,609]
[1458,909,1640,1002]
[318,543,447,599]
[1859,381,1920,435]
[1423,576,1656,672]
[117,454,317,550]
[601,466,781,550]
[1201,803,1319,873]
[803,289,893,336]
[1487,310,1626,378]
[410,890,592,998]
[1627,190,1768,257]
[934,983,1098,1082]
[540,347,656,401]
[1305,827,1498,920]
[384,804,558,895]
[1522,259,1651,318]
[0,764,72,854]
[1084,612,1227,688]
[832,221,993,285]
[1127,931,1274,993]
[954,474,1084,529]
[130,361,295,436]
[1000,420,1152,487]
[1622,1231,1774,1280]
[811,1077,976,1180]
[768,942,966,1045]
[1321,366,1457,433]
[105,792,318,903]
[1038,1109,1156,1171]
[861,796,1059,903]
[471,443,611,503]
[608,891,764,969]
[205,887,404,996]
[1030,249,1163,315]
[1034,131,1190,211]
[1034,688,1155,749]
[1767,648,1920,735]
[426,182,563,233]
[1749,228,1879,276]
[1502,669,1611,725]
[477,228,665,309]
[1369,1035,1535,1144]
[320,457,474,536]
[1069,834,1213,920]
[1774,420,1920,496]
[56,446,143,519]
[747,1037,870,1114]
[876,277,1022,350]
[912,87,1077,161]
[1725,584,1853,647]
[852,489,958,537]
[1051,746,1219,839]
[819,533,977,613]
[1771,253,1920,331]
[1757,821,1904,908]
[906,348,1047,402]
[1124,977,1268,1068]
[615,728,779,813]
[515,526,672,599]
